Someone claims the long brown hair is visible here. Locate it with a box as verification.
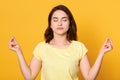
[44,5,77,43]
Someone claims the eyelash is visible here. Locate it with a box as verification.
[53,20,58,22]
[63,20,67,21]
[53,19,67,22]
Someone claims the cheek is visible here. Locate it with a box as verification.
[64,22,70,29]
[51,21,57,27]
[50,24,58,32]
[50,22,55,29]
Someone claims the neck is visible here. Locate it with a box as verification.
[50,34,70,46]
[54,35,67,43]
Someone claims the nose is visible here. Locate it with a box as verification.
[58,20,62,26]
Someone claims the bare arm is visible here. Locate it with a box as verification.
[80,38,113,80]
[9,37,42,80]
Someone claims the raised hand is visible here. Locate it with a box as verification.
[100,37,113,53]
[8,37,21,52]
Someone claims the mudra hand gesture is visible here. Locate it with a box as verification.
[100,37,113,54]
[9,37,21,52]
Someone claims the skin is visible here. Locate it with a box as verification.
[50,10,71,48]
[9,10,113,80]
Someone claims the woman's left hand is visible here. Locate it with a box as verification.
[100,37,113,54]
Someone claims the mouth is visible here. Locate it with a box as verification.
[56,27,64,30]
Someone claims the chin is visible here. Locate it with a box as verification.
[55,31,67,35]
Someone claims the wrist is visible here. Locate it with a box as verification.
[16,49,22,55]
[99,51,105,57]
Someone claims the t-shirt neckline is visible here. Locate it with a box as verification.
[45,40,74,51]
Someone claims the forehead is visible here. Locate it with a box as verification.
[52,10,68,18]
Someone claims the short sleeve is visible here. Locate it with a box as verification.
[33,42,44,61]
[81,43,88,58]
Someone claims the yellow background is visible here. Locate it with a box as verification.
[0,0,120,80]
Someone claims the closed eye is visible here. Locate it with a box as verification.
[53,19,58,22]
[62,19,68,22]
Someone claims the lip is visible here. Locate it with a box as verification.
[56,27,64,30]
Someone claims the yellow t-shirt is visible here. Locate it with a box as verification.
[33,40,88,80]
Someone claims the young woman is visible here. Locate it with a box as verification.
[9,5,113,80]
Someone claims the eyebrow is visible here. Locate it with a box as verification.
[52,17,68,19]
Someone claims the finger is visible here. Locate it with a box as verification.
[9,36,14,43]
[105,37,112,44]
[9,39,17,46]
[8,42,15,47]
[9,37,14,45]
[107,38,113,47]
[104,38,109,45]
[9,36,18,44]
[109,38,113,46]
[13,37,18,44]
[106,37,110,43]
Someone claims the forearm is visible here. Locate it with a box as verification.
[16,50,33,80]
[88,52,104,80]
[81,38,112,80]
[8,37,40,80]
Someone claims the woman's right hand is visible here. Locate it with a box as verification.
[9,37,21,52]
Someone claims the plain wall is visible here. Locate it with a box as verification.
[0,0,120,80]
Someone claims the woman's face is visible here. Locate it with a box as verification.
[51,10,70,36]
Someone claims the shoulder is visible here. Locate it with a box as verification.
[34,41,47,49]
[72,40,88,50]
[35,41,46,46]
[72,40,85,46]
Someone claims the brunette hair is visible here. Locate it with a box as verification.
[44,5,77,43]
